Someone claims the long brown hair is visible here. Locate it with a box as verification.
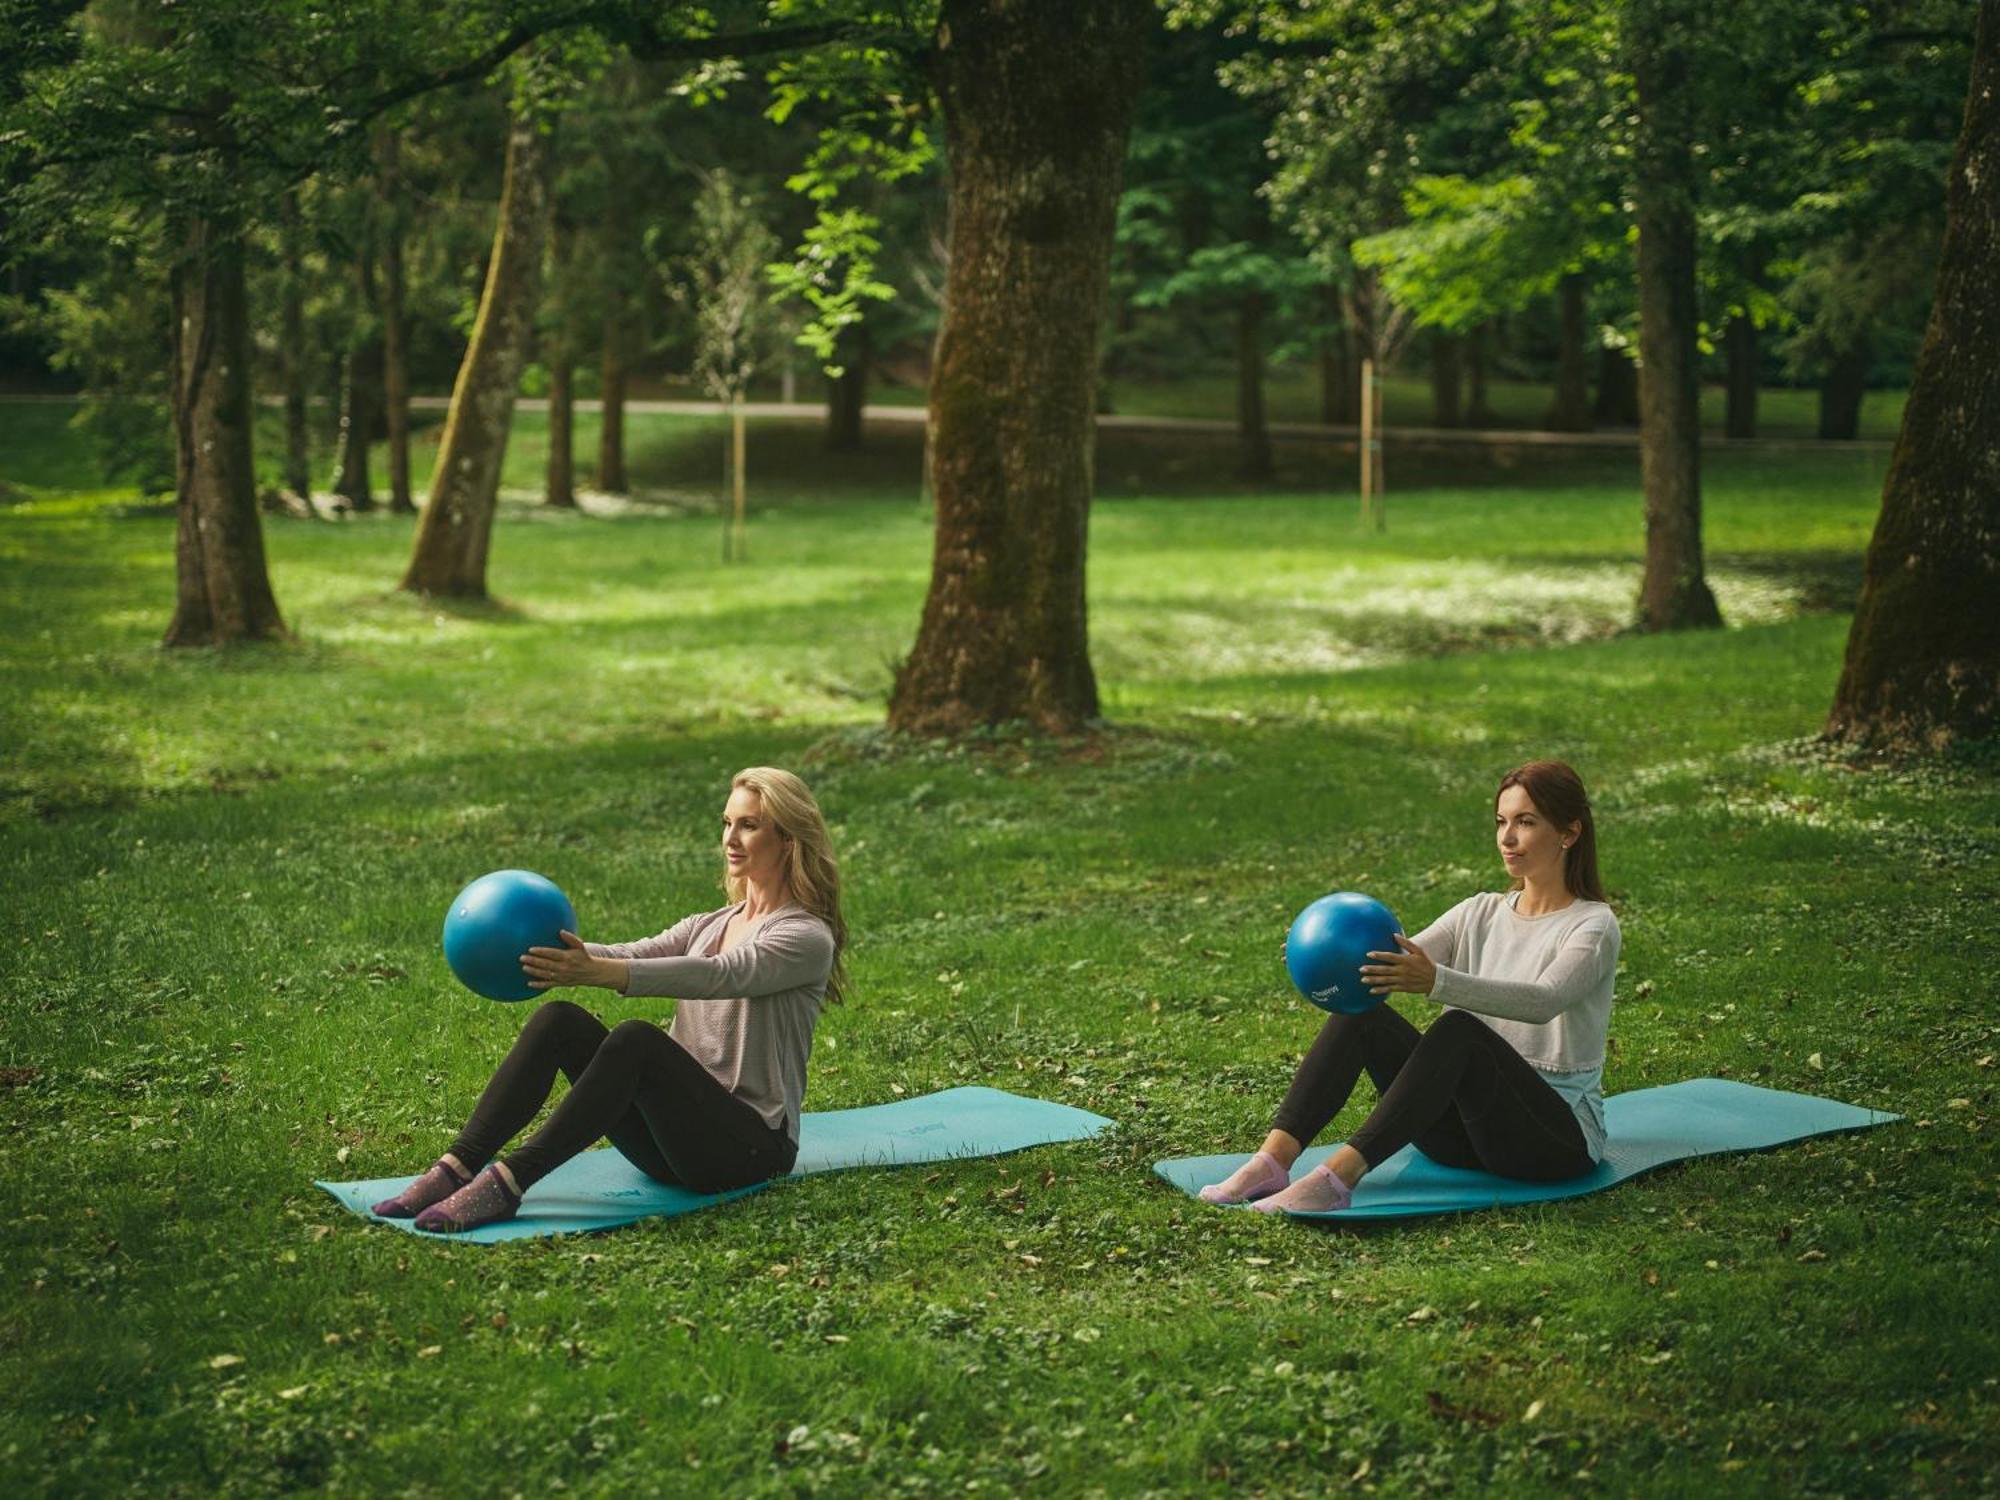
[723,767,849,1004]
[1496,760,1606,903]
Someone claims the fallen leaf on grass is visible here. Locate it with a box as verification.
[207,1354,243,1371]
[1797,1249,1827,1263]
[1806,1053,1824,1071]
[1523,1398,1546,1422]
[417,1345,442,1359]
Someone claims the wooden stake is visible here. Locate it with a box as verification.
[1358,357,1375,528]
[730,401,747,561]
[1372,362,1387,529]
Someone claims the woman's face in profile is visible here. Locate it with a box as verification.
[723,787,788,887]
[1495,784,1569,884]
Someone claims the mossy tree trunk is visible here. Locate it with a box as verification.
[401,114,551,597]
[887,0,1149,735]
[1827,0,2000,749]
[1629,0,1722,631]
[164,214,286,646]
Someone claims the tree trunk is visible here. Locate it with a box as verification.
[547,354,576,507]
[1595,344,1640,425]
[1319,297,1357,426]
[1237,290,1274,479]
[1465,320,1498,427]
[826,321,869,452]
[400,115,551,597]
[887,0,1148,735]
[1827,0,2000,749]
[596,199,633,495]
[1724,312,1759,439]
[1549,274,1592,431]
[1629,0,1722,631]
[164,215,286,646]
[546,218,579,508]
[278,191,312,503]
[377,130,415,514]
[1818,343,1870,439]
[331,252,381,512]
[1429,330,1463,429]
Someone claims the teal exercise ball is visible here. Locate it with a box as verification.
[442,870,577,1003]
[1285,892,1403,1014]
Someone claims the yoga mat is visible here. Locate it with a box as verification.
[318,1085,1112,1243]
[1154,1078,1900,1221]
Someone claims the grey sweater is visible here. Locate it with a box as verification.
[586,903,834,1143]
[1412,891,1620,1161]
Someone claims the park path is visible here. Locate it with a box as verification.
[404,395,1892,453]
[0,392,1894,452]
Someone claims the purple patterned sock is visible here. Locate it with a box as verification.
[414,1164,522,1234]
[370,1157,471,1219]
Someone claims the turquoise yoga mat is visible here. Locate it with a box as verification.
[1154,1078,1900,1221]
[317,1085,1111,1243]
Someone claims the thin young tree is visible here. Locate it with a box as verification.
[669,168,783,561]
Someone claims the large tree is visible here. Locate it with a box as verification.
[886,0,1151,734]
[1826,0,1998,748]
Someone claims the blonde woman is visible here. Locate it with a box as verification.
[374,768,848,1233]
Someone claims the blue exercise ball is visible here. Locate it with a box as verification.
[1285,892,1404,1014]
[442,870,578,1003]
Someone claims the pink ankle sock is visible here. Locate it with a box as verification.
[1253,1162,1354,1214]
[414,1165,522,1234]
[1199,1150,1291,1205]
[370,1157,470,1218]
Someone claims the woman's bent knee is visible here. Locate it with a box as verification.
[527,998,597,1035]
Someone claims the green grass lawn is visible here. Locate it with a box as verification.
[2,406,1994,1496]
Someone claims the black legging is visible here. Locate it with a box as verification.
[446,1001,797,1195]
[1271,1006,1592,1181]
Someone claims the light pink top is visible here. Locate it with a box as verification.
[587,903,833,1142]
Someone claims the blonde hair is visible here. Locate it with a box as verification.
[723,767,849,1004]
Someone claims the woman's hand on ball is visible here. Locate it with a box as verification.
[1359,934,1436,996]
[522,930,613,990]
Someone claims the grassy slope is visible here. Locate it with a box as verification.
[1,409,1994,1497]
